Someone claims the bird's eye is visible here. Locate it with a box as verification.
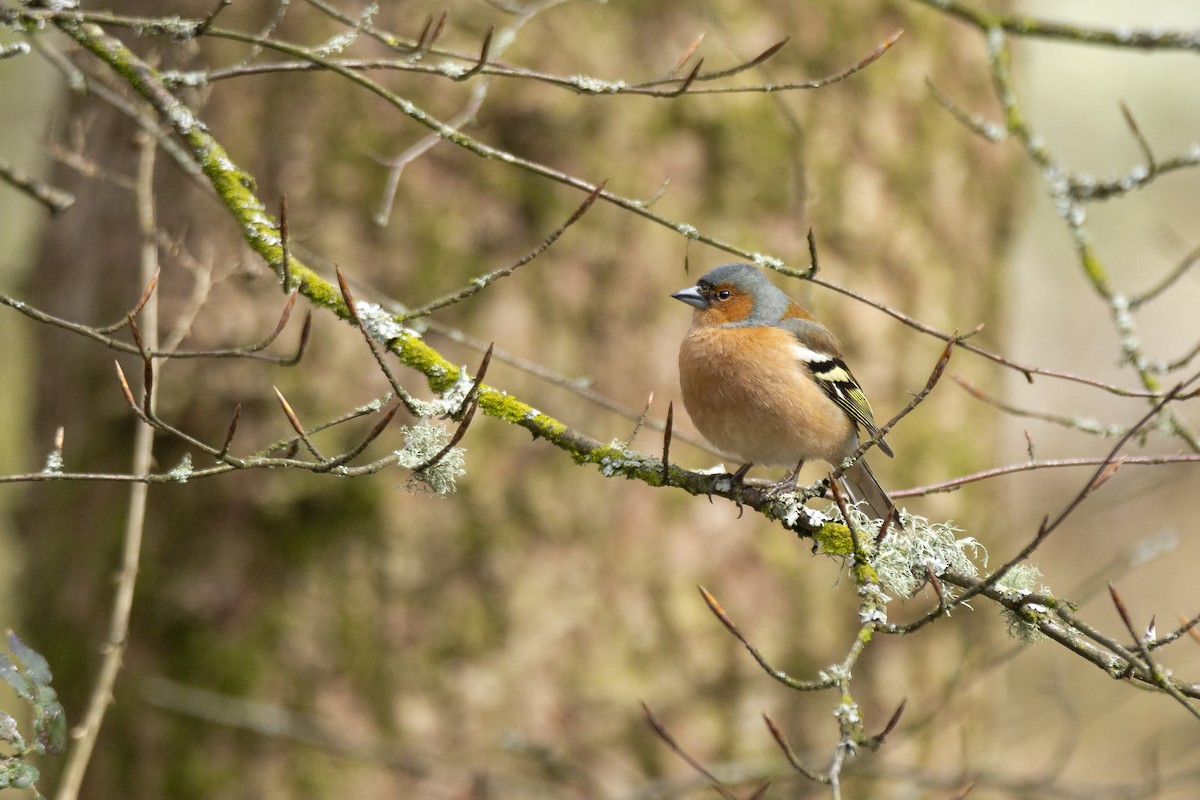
[716,290,732,301]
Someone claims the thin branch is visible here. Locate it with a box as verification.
[409,344,493,474]
[763,714,826,783]
[0,157,75,213]
[1119,102,1156,174]
[641,703,739,800]
[697,586,832,692]
[840,332,959,472]
[896,453,1200,497]
[1,288,311,363]
[951,375,1126,438]
[334,265,424,416]
[1129,239,1200,310]
[909,0,1200,52]
[944,373,1200,613]
[396,181,605,321]
[810,275,1166,398]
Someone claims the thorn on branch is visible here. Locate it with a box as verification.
[335,263,360,323]
[567,179,608,226]
[130,269,161,319]
[217,403,241,461]
[281,312,312,367]
[95,273,163,335]
[410,344,493,474]
[142,359,154,415]
[1119,101,1156,174]
[413,11,447,54]
[668,32,705,77]
[128,314,146,359]
[114,361,137,410]
[271,289,300,341]
[273,386,325,461]
[1089,457,1124,492]
[358,401,401,450]
[746,37,789,70]
[805,227,818,278]
[457,26,493,80]
[458,341,494,417]
[661,401,674,485]
[1108,581,1138,641]
[877,697,907,741]
[669,58,704,96]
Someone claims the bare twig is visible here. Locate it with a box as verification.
[409,344,493,474]
[334,265,423,416]
[641,703,739,800]
[697,586,831,692]
[897,453,1200,497]
[763,714,825,783]
[837,333,960,476]
[396,181,606,321]
[1129,239,1200,310]
[0,157,75,213]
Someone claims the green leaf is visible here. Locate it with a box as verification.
[32,686,66,755]
[6,632,52,687]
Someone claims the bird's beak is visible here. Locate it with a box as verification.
[670,285,707,309]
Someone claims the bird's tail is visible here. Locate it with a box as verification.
[838,458,894,522]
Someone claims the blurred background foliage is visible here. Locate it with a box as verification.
[0,0,1198,798]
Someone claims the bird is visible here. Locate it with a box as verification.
[671,262,894,520]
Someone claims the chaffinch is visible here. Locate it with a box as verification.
[671,263,894,519]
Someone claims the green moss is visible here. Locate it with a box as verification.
[812,522,854,556]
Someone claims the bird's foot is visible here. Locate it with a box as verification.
[705,463,753,517]
[761,460,806,498]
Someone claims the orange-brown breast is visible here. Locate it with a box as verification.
[678,324,856,466]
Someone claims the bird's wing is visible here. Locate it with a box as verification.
[781,319,894,458]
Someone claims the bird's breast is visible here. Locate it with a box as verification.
[677,325,855,466]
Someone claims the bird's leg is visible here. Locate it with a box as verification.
[763,459,805,497]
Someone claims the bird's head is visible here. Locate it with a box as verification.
[670,263,789,327]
